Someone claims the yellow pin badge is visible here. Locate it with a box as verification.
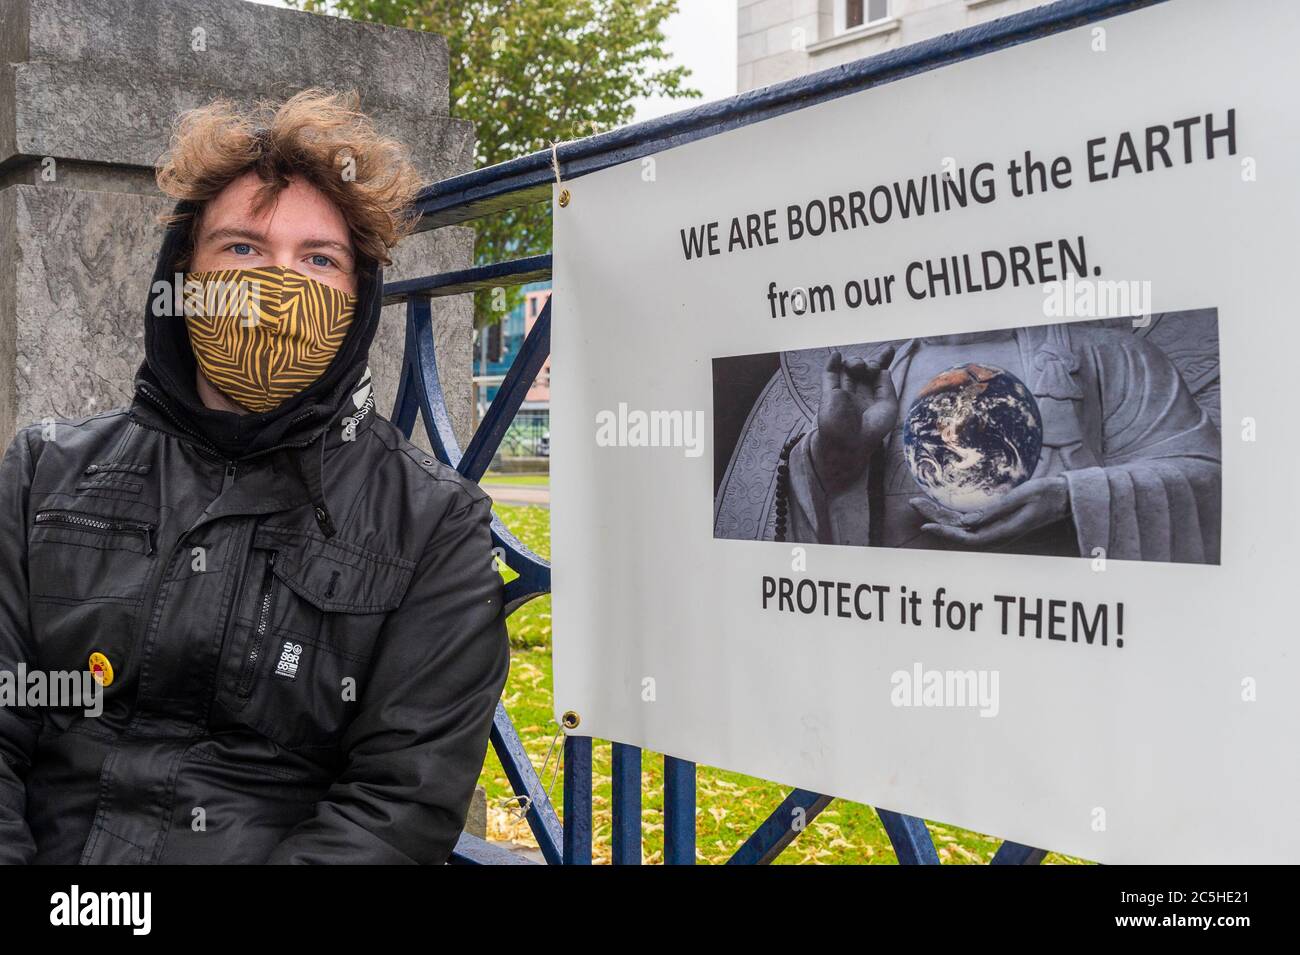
[88,652,114,687]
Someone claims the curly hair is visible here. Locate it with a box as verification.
[155,89,424,269]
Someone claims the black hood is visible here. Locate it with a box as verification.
[134,199,383,459]
[131,199,384,537]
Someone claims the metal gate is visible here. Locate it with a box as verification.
[383,0,1156,865]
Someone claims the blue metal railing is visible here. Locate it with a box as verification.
[386,0,1163,865]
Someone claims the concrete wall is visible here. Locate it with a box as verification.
[737,0,1052,92]
[0,0,477,449]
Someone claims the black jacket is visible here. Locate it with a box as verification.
[0,208,510,864]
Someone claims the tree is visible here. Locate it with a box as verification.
[295,0,700,326]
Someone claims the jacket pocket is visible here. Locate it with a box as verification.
[258,524,416,614]
[217,525,415,752]
[27,504,160,683]
[29,507,157,601]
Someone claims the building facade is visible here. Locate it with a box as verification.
[738,0,1053,91]
[473,282,551,458]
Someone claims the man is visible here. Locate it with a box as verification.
[0,90,511,863]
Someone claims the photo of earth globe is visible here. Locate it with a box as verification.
[902,364,1043,513]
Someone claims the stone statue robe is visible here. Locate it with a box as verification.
[780,322,1222,563]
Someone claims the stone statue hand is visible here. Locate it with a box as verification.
[810,347,898,494]
[911,476,1070,546]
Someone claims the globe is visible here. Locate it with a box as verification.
[902,363,1043,513]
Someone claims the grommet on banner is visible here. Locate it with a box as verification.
[561,710,581,730]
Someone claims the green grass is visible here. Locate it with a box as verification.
[482,473,550,487]
[480,502,1086,865]
[493,504,551,649]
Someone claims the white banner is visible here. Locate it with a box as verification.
[552,0,1300,863]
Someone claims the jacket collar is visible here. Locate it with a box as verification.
[129,365,380,539]
[129,364,379,461]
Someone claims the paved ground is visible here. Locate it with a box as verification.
[482,484,551,508]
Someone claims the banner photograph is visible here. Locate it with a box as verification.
[713,310,1222,564]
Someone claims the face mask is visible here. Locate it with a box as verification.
[183,266,357,413]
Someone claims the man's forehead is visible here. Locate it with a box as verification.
[199,174,352,247]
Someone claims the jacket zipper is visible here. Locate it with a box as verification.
[136,380,324,458]
[137,382,319,486]
[237,551,278,697]
[35,510,155,556]
[135,382,223,458]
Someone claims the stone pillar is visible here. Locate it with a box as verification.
[0,0,477,449]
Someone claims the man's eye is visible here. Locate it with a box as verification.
[231,243,253,255]
[308,254,334,269]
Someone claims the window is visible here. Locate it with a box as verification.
[843,0,889,31]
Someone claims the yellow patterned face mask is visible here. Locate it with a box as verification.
[183,267,356,413]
